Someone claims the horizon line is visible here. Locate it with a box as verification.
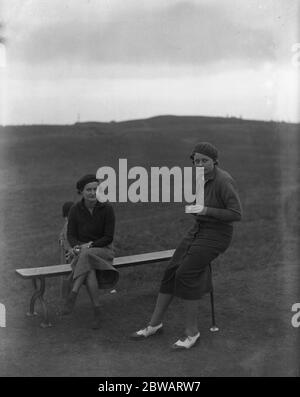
[0,113,299,128]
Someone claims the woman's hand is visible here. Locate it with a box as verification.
[196,206,208,216]
[80,242,93,249]
[65,248,76,261]
[67,243,93,261]
[71,245,83,256]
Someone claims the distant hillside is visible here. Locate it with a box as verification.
[2,114,296,131]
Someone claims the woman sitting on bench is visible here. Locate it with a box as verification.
[62,174,118,329]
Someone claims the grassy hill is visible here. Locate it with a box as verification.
[0,115,299,376]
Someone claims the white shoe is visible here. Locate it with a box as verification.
[130,324,163,339]
[172,332,200,350]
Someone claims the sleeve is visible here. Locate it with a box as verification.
[219,176,242,217]
[91,205,115,248]
[203,176,242,222]
[67,206,81,248]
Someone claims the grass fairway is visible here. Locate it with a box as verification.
[0,115,299,376]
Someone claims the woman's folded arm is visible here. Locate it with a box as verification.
[201,206,241,222]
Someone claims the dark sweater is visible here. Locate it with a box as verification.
[193,166,242,224]
[67,199,115,248]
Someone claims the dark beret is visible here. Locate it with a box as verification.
[76,174,98,192]
[190,142,219,162]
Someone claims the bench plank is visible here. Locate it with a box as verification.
[16,264,72,279]
[15,249,175,279]
[114,249,175,268]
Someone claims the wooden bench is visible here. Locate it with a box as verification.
[16,249,219,331]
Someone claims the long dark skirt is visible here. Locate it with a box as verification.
[159,221,233,300]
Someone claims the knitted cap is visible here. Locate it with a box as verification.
[190,142,219,162]
[76,174,98,192]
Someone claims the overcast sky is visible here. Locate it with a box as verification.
[0,0,299,125]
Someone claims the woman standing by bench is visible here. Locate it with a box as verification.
[62,174,118,329]
[131,142,242,350]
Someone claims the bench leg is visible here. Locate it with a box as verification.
[26,279,39,317]
[26,278,52,328]
[209,290,219,332]
[209,264,219,332]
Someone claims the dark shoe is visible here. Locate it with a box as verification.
[130,324,163,340]
[91,306,101,330]
[61,291,78,315]
[171,332,200,350]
